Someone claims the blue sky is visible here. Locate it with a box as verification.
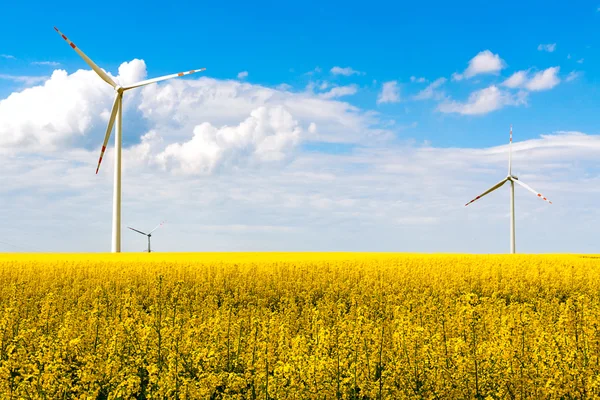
[0,1,599,253]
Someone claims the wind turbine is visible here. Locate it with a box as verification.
[465,126,552,254]
[53,27,205,253]
[128,221,165,253]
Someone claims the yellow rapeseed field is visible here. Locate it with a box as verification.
[0,253,599,399]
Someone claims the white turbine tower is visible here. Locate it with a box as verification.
[128,221,165,253]
[465,126,552,254]
[54,27,205,253]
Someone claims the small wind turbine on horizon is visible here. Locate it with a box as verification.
[53,27,205,253]
[465,126,552,254]
[128,221,165,253]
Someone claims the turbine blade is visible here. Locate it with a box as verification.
[123,68,206,91]
[53,27,116,88]
[149,220,166,234]
[514,179,552,204]
[508,125,513,175]
[465,178,508,207]
[128,227,149,236]
[96,93,120,174]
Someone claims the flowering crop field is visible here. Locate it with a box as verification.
[0,253,599,399]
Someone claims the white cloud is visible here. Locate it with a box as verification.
[438,85,526,115]
[304,67,322,76]
[525,67,560,91]
[502,67,561,92]
[453,50,506,80]
[566,71,582,82]
[537,43,557,52]
[319,84,358,99]
[31,61,61,67]
[276,83,292,91]
[502,70,529,88]
[1,54,16,60]
[330,66,363,76]
[410,76,427,83]
[413,77,446,100]
[0,59,147,149]
[2,129,599,253]
[377,81,400,104]
[237,71,248,80]
[156,106,303,175]
[577,58,584,64]
[5,59,598,253]
[0,74,49,86]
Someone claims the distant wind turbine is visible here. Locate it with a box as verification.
[53,27,205,253]
[128,221,165,253]
[465,126,552,254]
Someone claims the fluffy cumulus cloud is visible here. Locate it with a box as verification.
[453,50,506,80]
[1,59,599,253]
[330,66,362,76]
[525,67,561,91]
[155,106,303,174]
[438,85,526,115]
[0,59,146,150]
[537,43,557,52]
[502,67,561,91]
[502,70,529,88]
[377,81,400,104]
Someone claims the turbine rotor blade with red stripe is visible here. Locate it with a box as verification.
[96,93,120,174]
[53,27,117,88]
[465,178,508,207]
[514,179,552,204]
[123,68,206,91]
[149,221,166,234]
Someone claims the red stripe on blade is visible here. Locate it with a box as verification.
[70,43,76,49]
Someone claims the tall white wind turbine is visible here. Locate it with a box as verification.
[54,27,205,252]
[465,126,552,254]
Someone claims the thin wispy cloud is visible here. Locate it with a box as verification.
[410,76,427,83]
[0,74,48,85]
[318,84,358,99]
[0,54,16,60]
[237,71,248,79]
[304,67,322,76]
[330,66,364,76]
[537,43,556,52]
[566,71,582,82]
[413,77,446,100]
[31,61,61,67]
